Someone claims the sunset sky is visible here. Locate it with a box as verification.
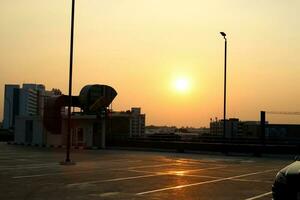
[0,0,299,127]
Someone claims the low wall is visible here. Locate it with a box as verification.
[107,139,300,155]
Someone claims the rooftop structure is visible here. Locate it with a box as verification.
[3,83,145,148]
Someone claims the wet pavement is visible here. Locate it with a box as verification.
[0,143,294,200]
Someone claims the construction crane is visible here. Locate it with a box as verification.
[261,111,300,126]
[266,111,300,115]
[259,111,300,144]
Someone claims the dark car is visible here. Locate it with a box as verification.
[272,159,300,200]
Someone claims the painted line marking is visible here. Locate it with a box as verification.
[245,191,272,200]
[0,155,51,158]
[67,166,226,187]
[166,159,220,165]
[67,174,165,187]
[136,169,277,195]
[129,167,273,183]
[0,163,59,170]
[13,173,63,179]
[12,162,183,179]
[6,159,141,173]
[1,166,58,170]
[0,162,58,168]
[177,174,222,179]
[83,159,142,163]
[231,178,273,184]
[127,163,180,170]
[13,166,139,179]
[128,166,226,175]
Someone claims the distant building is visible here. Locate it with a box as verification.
[209,116,300,141]
[129,108,145,137]
[3,84,46,129]
[238,121,262,138]
[106,108,145,141]
[210,118,263,138]
[3,84,19,129]
[14,108,146,147]
[19,84,45,116]
[266,124,300,140]
[145,126,177,134]
[4,83,146,148]
[210,118,239,138]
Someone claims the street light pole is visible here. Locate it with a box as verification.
[63,0,76,164]
[220,32,227,140]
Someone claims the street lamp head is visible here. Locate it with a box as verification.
[220,32,226,37]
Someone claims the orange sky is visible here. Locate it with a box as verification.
[0,0,300,127]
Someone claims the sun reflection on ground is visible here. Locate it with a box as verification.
[166,170,186,176]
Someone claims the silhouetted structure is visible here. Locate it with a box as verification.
[43,84,117,134]
[220,32,228,139]
[3,84,46,130]
[4,83,145,148]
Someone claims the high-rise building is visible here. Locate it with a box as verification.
[3,85,20,129]
[2,84,45,129]
[19,84,45,116]
[130,107,145,137]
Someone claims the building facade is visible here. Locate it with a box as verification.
[3,84,19,129]
[3,84,45,129]
[129,107,145,137]
[209,118,239,138]
[210,118,263,138]
[5,83,146,148]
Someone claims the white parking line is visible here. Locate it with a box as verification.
[6,159,143,173]
[245,191,272,200]
[127,163,179,170]
[13,173,62,179]
[128,166,226,175]
[169,159,220,165]
[88,159,142,163]
[67,174,166,187]
[148,173,272,184]
[0,163,59,170]
[0,156,46,160]
[13,168,121,179]
[1,153,49,156]
[66,166,227,187]
[136,169,277,195]
[12,162,183,179]
[231,179,273,184]
[1,162,58,167]
[176,174,222,179]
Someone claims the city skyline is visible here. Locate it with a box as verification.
[1,0,300,127]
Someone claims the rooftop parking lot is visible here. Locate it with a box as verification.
[0,143,294,200]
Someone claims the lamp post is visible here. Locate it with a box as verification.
[220,32,227,140]
[62,0,76,165]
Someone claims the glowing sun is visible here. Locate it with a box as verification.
[173,78,190,92]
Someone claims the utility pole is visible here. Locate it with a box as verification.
[61,0,76,165]
[220,32,227,140]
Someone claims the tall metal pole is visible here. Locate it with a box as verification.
[223,37,227,140]
[220,32,227,140]
[65,0,75,163]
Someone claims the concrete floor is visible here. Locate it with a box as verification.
[0,143,294,200]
